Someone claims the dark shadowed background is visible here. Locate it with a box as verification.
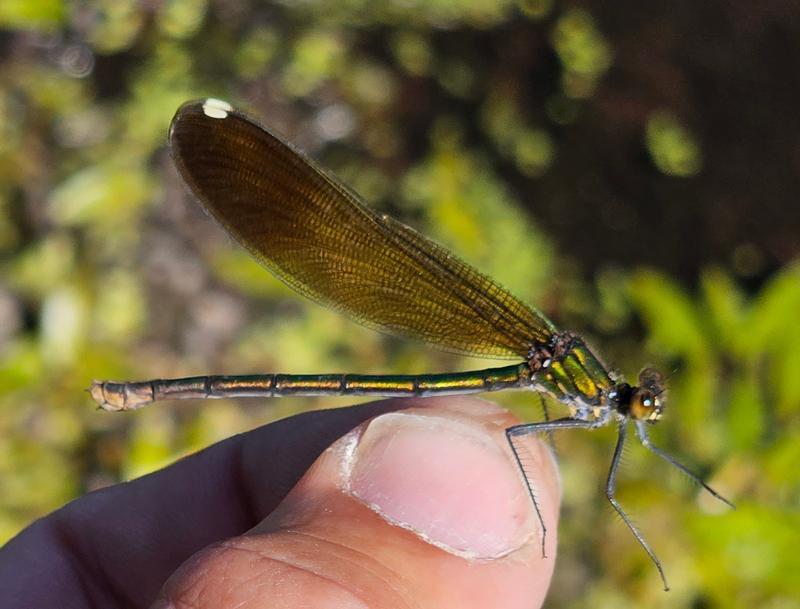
[1,1,798,607]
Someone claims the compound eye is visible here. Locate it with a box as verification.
[630,389,662,422]
[638,368,665,394]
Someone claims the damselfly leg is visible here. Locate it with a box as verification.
[606,421,669,590]
[505,418,596,558]
[634,421,734,509]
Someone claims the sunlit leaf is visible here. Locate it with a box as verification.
[645,111,703,177]
[0,0,64,30]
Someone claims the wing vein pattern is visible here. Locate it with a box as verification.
[169,101,556,359]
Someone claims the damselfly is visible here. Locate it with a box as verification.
[91,98,733,590]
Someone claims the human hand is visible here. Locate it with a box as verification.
[0,397,560,609]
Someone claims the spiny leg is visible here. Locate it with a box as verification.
[505,418,594,557]
[606,421,670,591]
[634,421,734,509]
[506,431,547,557]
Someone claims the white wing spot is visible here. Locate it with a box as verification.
[202,98,233,119]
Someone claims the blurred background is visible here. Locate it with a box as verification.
[1,1,798,607]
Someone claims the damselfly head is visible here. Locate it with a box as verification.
[630,367,666,423]
[638,367,665,394]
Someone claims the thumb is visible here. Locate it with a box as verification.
[152,397,560,609]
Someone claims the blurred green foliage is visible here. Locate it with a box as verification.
[645,111,703,178]
[1,2,798,608]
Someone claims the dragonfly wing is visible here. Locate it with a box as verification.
[169,99,556,359]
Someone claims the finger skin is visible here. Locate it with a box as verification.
[0,397,559,609]
[156,398,560,609]
[0,400,406,608]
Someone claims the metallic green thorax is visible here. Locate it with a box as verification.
[529,335,616,414]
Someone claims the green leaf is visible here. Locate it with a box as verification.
[628,269,710,361]
[726,373,765,451]
[645,110,703,177]
[0,0,65,30]
[700,267,745,357]
[748,263,800,351]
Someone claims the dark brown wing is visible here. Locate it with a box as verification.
[168,99,556,358]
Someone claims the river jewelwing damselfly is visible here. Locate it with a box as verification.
[91,98,733,590]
